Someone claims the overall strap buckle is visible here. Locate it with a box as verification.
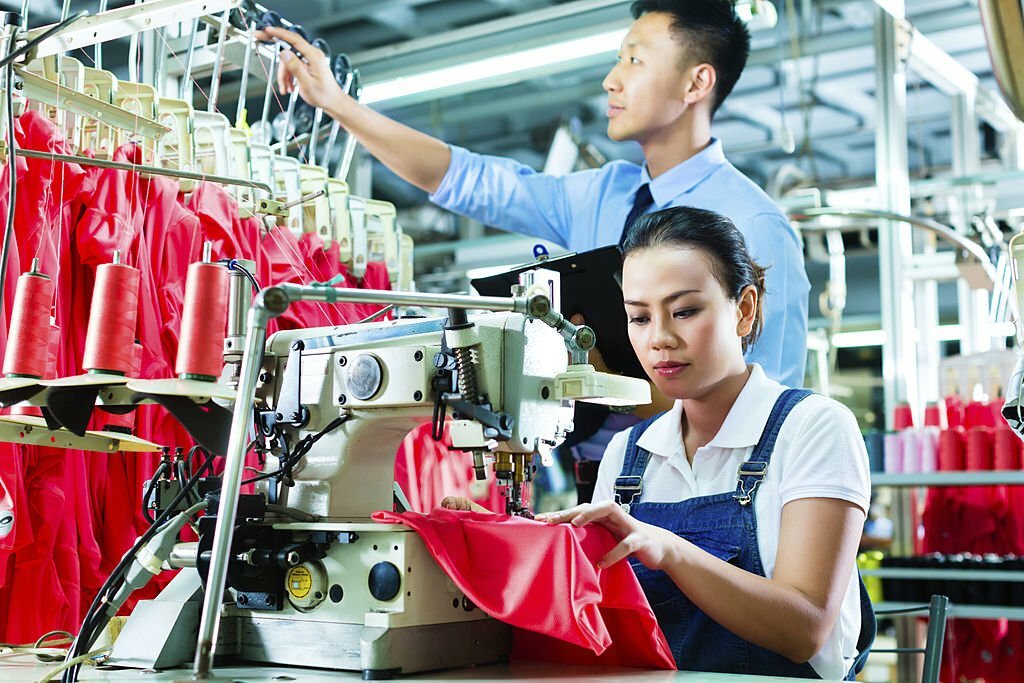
[614,475,643,515]
[733,460,768,506]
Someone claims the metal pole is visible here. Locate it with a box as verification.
[277,283,523,312]
[179,17,200,102]
[874,2,916,424]
[95,0,108,70]
[235,22,255,126]
[337,83,362,180]
[950,92,990,356]
[207,8,231,113]
[14,148,274,193]
[192,296,275,677]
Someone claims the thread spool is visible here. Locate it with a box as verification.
[175,260,229,380]
[924,402,946,429]
[901,429,920,473]
[964,401,996,429]
[965,426,994,471]
[3,266,54,378]
[893,402,915,430]
[994,428,1022,470]
[884,432,904,473]
[938,428,965,471]
[82,259,141,375]
[919,426,939,473]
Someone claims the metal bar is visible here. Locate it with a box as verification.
[193,300,271,677]
[235,24,254,126]
[26,0,242,60]
[874,2,916,427]
[14,148,273,193]
[208,8,231,113]
[337,84,362,180]
[14,66,171,140]
[180,17,201,102]
[923,595,949,683]
[276,283,524,312]
[792,208,994,272]
[861,568,1024,582]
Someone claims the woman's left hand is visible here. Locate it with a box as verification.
[536,501,681,570]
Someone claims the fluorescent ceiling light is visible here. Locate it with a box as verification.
[363,28,628,105]
[362,3,779,105]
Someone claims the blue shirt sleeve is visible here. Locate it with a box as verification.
[741,212,810,388]
[429,145,601,249]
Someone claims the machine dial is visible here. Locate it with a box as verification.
[347,353,384,400]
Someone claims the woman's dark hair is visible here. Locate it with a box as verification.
[621,206,766,352]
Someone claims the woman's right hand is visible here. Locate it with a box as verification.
[439,496,488,513]
[254,26,352,115]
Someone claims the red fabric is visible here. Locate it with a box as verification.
[372,508,675,670]
[393,421,504,514]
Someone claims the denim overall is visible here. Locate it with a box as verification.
[614,389,876,678]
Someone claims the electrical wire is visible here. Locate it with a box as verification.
[242,414,349,486]
[0,26,18,323]
[141,460,170,524]
[220,257,261,292]
[62,454,216,682]
[0,11,87,71]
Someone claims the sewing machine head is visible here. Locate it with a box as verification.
[253,309,578,518]
[226,251,653,518]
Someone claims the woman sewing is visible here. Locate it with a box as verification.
[444,206,875,679]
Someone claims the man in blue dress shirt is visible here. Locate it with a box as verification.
[261,0,810,499]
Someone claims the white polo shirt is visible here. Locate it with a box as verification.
[592,364,871,680]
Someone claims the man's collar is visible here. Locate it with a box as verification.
[639,138,726,207]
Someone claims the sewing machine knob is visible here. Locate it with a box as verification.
[368,562,402,602]
[347,353,383,401]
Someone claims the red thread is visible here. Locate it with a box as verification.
[938,428,965,471]
[993,427,1022,471]
[176,262,229,379]
[3,271,54,378]
[964,426,993,471]
[82,263,141,374]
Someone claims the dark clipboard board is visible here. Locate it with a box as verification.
[470,245,646,379]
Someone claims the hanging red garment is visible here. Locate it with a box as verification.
[372,508,675,670]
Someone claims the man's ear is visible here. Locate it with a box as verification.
[684,63,717,106]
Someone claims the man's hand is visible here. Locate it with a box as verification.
[439,496,489,513]
[254,26,351,115]
[536,500,681,570]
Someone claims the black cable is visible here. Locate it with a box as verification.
[141,461,170,525]
[0,28,18,321]
[63,453,217,682]
[242,414,348,486]
[219,258,261,292]
[0,11,88,70]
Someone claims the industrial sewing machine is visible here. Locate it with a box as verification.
[105,268,649,679]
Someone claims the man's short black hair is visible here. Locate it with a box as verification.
[630,0,751,115]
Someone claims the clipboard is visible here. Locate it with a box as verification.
[470,245,646,379]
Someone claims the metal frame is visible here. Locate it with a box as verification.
[24,0,242,60]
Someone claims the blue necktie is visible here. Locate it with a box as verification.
[618,183,654,250]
